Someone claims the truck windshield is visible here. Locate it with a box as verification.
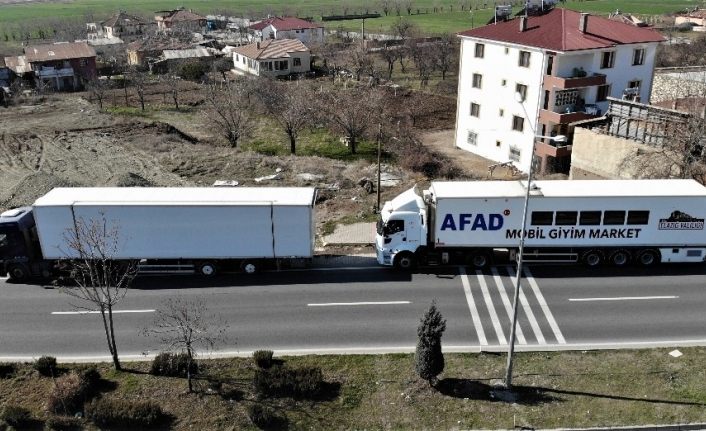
[384,220,404,236]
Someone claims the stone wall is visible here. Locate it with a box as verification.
[569,127,653,180]
[651,68,706,103]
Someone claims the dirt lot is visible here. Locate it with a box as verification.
[0,93,422,243]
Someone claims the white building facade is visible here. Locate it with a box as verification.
[249,17,324,45]
[232,39,310,77]
[455,8,664,174]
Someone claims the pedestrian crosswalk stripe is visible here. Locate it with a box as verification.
[506,266,546,344]
[524,267,566,344]
[490,267,527,345]
[476,270,506,345]
[459,267,488,346]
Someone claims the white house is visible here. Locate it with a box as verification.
[231,39,310,77]
[455,8,664,174]
[248,17,324,45]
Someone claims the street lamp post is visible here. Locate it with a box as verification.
[504,95,567,389]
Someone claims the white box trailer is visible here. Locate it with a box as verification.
[0,187,316,281]
[376,179,706,269]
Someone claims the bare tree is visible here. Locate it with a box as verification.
[161,72,181,110]
[410,41,436,87]
[126,67,149,111]
[60,216,137,371]
[143,298,227,392]
[86,77,111,111]
[204,80,254,148]
[404,0,414,14]
[319,86,383,154]
[255,80,313,154]
[348,45,375,81]
[212,57,233,82]
[434,33,457,80]
[379,42,398,79]
[394,0,403,15]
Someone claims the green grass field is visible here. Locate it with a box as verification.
[0,0,701,36]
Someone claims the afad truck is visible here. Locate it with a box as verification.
[376,179,706,269]
[0,187,317,282]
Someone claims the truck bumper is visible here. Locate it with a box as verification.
[376,246,393,266]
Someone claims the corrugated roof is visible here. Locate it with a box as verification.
[249,16,322,31]
[4,55,31,74]
[162,47,211,59]
[233,38,309,60]
[458,8,665,52]
[162,8,205,22]
[24,42,96,62]
[102,11,146,28]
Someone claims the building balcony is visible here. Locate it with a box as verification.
[36,67,74,78]
[543,72,606,90]
[539,105,601,124]
[534,139,573,158]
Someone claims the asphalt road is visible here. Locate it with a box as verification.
[1,263,705,361]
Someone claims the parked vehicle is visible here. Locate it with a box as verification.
[0,187,317,282]
[376,179,706,269]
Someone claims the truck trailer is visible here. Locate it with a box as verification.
[376,179,706,269]
[0,187,317,282]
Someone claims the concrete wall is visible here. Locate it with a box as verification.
[569,126,652,180]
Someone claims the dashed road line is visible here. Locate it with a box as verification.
[506,266,546,344]
[307,301,410,307]
[491,267,526,345]
[569,296,678,302]
[459,267,488,346]
[524,267,566,344]
[475,270,506,345]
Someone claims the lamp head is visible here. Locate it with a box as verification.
[552,135,568,143]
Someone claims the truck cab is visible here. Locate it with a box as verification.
[375,186,427,268]
[0,207,44,282]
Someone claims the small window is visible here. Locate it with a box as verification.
[496,140,502,147]
[499,108,504,117]
[467,130,478,146]
[501,79,507,86]
[515,83,528,102]
[603,210,626,225]
[385,220,404,235]
[628,79,641,90]
[555,211,578,226]
[470,102,480,117]
[512,115,524,132]
[632,48,645,66]
[601,51,615,69]
[687,250,703,257]
[518,50,530,67]
[293,57,301,67]
[627,210,649,225]
[505,47,509,54]
[531,211,553,226]
[474,43,484,58]
[579,211,602,225]
[472,73,482,89]
[509,145,521,162]
[596,84,611,102]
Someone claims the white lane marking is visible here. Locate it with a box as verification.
[282,266,384,272]
[491,267,526,345]
[476,270,506,345]
[307,301,410,307]
[569,296,678,302]
[459,267,488,346]
[506,266,546,344]
[52,309,155,315]
[524,267,566,344]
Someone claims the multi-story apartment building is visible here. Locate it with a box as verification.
[455,8,664,174]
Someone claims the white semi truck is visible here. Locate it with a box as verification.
[0,187,317,282]
[376,179,706,269]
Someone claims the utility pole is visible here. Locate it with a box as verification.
[376,123,382,212]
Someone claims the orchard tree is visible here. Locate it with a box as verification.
[319,85,383,154]
[204,80,254,148]
[86,77,111,111]
[255,79,314,154]
[415,301,446,386]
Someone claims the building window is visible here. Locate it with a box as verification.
[235,54,239,61]
[632,48,645,66]
[509,146,522,162]
[596,84,611,102]
[470,102,480,117]
[499,108,504,117]
[518,50,530,67]
[472,73,482,88]
[467,130,478,146]
[628,79,641,90]
[601,51,615,69]
[474,43,484,58]
[501,79,506,86]
[496,140,502,147]
[80,58,87,66]
[555,89,579,107]
[512,116,524,132]
[293,57,301,67]
[515,83,528,101]
[505,47,509,54]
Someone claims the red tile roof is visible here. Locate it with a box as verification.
[249,16,322,31]
[233,39,309,60]
[458,8,664,52]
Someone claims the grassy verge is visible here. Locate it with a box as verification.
[104,106,152,118]
[321,212,380,236]
[3,348,706,430]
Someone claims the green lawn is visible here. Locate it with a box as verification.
[0,0,699,36]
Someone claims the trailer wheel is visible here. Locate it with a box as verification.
[241,260,258,275]
[198,262,217,277]
[581,250,603,267]
[469,253,490,269]
[394,252,416,271]
[7,264,30,283]
[609,249,631,267]
[637,249,660,267]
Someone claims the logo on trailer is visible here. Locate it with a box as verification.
[658,211,704,230]
[440,213,504,231]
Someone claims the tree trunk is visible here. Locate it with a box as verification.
[139,93,145,111]
[288,132,296,154]
[123,81,128,106]
[350,135,357,154]
[100,306,121,371]
[173,92,179,111]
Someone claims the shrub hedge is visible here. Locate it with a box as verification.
[150,352,198,378]
[253,366,323,399]
[85,398,167,428]
[0,405,32,428]
[253,350,274,369]
[34,355,57,377]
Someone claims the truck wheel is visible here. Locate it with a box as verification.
[609,250,631,267]
[637,249,660,267]
[241,260,258,274]
[394,252,416,271]
[198,262,217,277]
[581,250,603,267]
[7,264,30,283]
[469,253,490,269]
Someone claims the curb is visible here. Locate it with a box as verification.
[540,424,706,431]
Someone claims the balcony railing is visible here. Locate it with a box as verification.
[543,72,606,90]
[539,103,601,124]
[534,139,573,158]
[36,67,74,78]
